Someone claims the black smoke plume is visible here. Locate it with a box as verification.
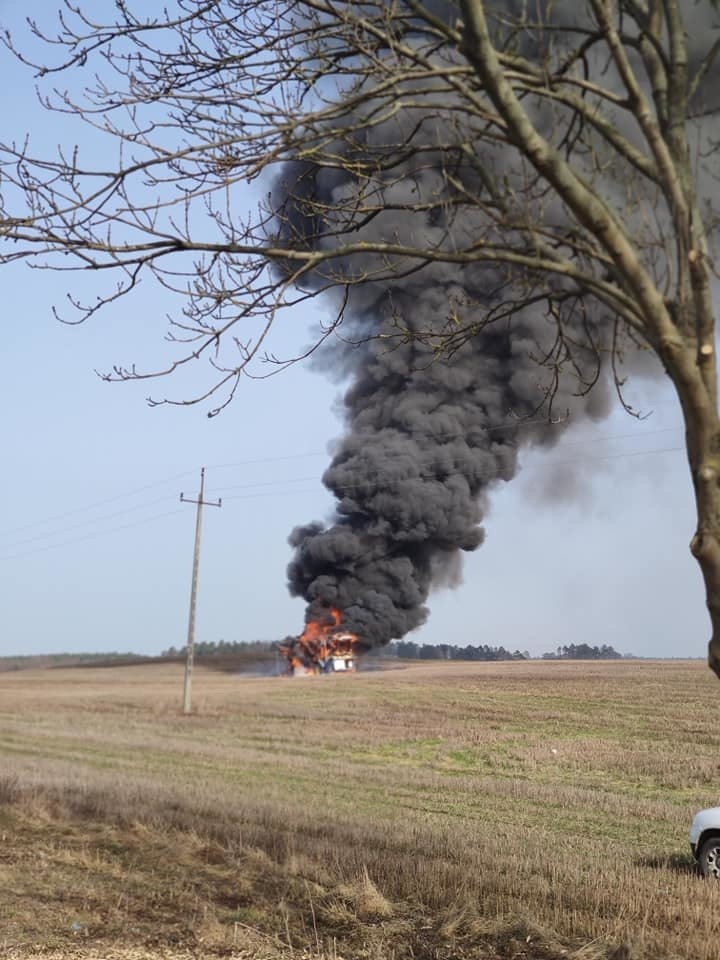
[284,278,610,648]
[277,1,717,648]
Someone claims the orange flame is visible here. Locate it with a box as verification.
[281,607,360,675]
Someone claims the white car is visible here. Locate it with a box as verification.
[689,808,720,877]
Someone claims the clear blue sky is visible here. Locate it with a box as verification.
[0,5,708,660]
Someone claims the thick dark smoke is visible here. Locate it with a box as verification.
[278,1,719,648]
[285,279,610,647]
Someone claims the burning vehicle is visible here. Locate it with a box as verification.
[280,608,363,676]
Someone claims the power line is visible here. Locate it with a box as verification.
[220,488,328,502]
[525,443,684,470]
[0,423,686,553]
[206,450,328,470]
[0,494,178,551]
[197,417,561,473]
[0,408,687,542]
[218,444,684,500]
[206,423,684,478]
[520,424,683,449]
[0,442,686,565]
[0,469,197,539]
[0,507,185,563]
[208,428,685,497]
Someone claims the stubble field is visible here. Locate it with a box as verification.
[1,658,719,960]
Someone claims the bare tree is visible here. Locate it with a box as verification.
[2,1,720,670]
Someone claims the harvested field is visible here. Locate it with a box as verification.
[1,659,718,959]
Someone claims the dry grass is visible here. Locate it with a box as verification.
[0,659,718,959]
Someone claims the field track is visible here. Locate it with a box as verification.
[1,658,719,959]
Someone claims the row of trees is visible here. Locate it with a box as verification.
[159,639,624,662]
[384,642,624,661]
[161,640,273,658]
[0,652,148,672]
[542,644,624,661]
[386,641,528,661]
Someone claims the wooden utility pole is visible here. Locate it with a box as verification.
[180,467,221,715]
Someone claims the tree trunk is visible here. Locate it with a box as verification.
[690,477,720,678]
[681,385,720,676]
[693,533,720,678]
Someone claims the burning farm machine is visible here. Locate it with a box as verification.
[280,608,363,676]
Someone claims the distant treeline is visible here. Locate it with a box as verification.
[1,640,627,672]
[375,641,624,660]
[0,652,150,672]
[541,644,624,660]
[159,639,625,661]
[161,640,274,658]
[159,639,528,661]
[379,641,529,661]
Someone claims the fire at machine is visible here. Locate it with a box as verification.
[280,608,362,675]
